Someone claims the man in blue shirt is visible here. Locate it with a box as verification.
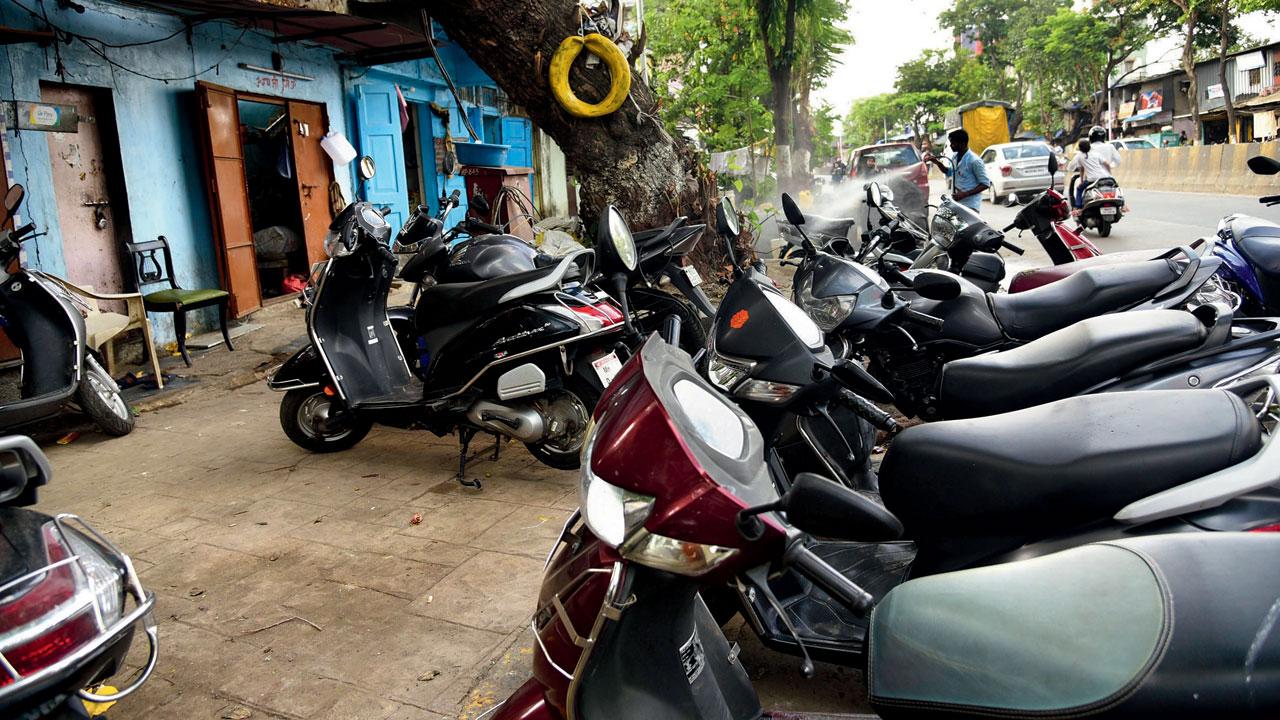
[925,128,990,212]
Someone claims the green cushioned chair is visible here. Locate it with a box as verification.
[126,236,234,367]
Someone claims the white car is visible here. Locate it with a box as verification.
[1111,138,1157,151]
[979,141,1065,204]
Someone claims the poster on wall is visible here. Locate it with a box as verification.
[1,102,79,133]
[1207,84,1225,100]
[1138,90,1163,112]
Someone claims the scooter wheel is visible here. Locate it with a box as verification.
[280,388,371,452]
[78,354,135,437]
[629,288,707,357]
[1098,221,1112,237]
[525,376,599,470]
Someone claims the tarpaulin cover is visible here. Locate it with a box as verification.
[961,105,1011,155]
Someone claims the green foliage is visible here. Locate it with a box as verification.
[842,94,907,148]
[938,0,1067,95]
[896,49,999,106]
[812,103,840,164]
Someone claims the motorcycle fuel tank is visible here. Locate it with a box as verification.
[902,273,1004,348]
[443,235,541,282]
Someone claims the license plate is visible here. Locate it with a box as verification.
[1100,207,1118,216]
[1025,167,1047,175]
[683,265,703,286]
[592,352,623,387]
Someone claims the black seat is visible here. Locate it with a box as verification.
[869,533,1280,719]
[1227,214,1280,307]
[807,213,857,238]
[879,389,1261,541]
[937,310,1207,419]
[417,261,565,328]
[989,260,1181,340]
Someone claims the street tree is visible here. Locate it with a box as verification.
[894,90,957,149]
[843,94,907,148]
[812,103,841,166]
[938,0,1067,103]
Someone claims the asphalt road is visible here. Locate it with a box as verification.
[962,183,1280,275]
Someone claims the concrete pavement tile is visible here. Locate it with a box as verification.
[148,620,264,687]
[288,516,400,553]
[140,541,269,594]
[393,498,517,544]
[469,506,573,559]
[198,497,330,557]
[426,476,575,508]
[152,515,212,540]
[431,628,535,718]
[88,492,219,533]
[407,551,543,632]
[382,536,478,568]
[310,686,411,720]
[364,473,437,503]
[325,550,452,600]
[217,653,352,718]
[271,467,392,508]
[384,706,450,720]
[320,495,414,525]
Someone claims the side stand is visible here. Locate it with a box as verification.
[455,428,483,489]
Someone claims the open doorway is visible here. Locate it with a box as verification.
[237,98,307,300]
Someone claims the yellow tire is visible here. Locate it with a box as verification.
[549,33,632,118]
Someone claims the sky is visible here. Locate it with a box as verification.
[811,1,1280,117]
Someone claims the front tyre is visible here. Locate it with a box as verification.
[629,287,707,357]
[78,355,134,436]
[280,387,372,452]
[525,375,600,470]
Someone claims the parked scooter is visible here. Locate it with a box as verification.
[1207,154,1280,315]
[396,190,714,356]
[0,435,158,719]
[490,328,1280,720]
[0,185,134,437]
[267,197,629,481]
[786,194,1224,417]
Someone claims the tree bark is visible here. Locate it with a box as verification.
[425,1,713,235]
[1175,2,1202,144]
[1219,1,1237,143]
[757,0,798,188]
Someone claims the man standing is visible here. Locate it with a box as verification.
[925,129,990,212]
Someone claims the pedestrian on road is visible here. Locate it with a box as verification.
[925,128,990,212]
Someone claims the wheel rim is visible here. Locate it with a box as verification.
[86,357,129,420]
[296,393,353,441]
[537,390,590,456]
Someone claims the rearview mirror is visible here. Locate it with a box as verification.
[1248,155,1280,176]
[0,436,51,507]
[357,156,376,181]
[865,182,883,209]
[717,196,740,238]
[1047,154,1059,177]
[599,205,638,273]
[781,473,903,541]
[3,184,24,218]
[912,270,962,301]
[1005,193,1020,207]
[781,193,806,227]
[830,359,894,404]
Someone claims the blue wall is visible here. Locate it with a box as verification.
[0,0,353,341]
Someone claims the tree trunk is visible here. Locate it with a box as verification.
[757,0,798,188]
[426,1,713,236]
[793,75,813,181]
[1220,2,1237,143]
[1180,7,1202,145]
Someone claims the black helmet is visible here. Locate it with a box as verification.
[1089,125,1106,142]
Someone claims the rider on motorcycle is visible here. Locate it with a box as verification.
[1067,136,1113,210]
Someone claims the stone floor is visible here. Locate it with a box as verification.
[33,378,867,719]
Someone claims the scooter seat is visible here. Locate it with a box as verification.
[989,260,1180,340]
[937,310,1207,419]
[879,389,1261,542]
[1228,214,1280,275]
[869,533,1280,718]
[807,214,857,238]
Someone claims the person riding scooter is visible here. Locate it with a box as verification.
[1068,128,1127,237]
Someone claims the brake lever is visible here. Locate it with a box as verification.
[738,567,816,679]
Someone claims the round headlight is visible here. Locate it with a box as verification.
[607,207,638,271]
[323,229,353,258]
[930,209,960,248]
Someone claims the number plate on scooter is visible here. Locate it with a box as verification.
[592,352,623,387]
[1100,207,1118,216]
[683,265,703,286]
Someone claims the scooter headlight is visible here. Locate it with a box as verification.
[707,351,753,392]
[796,273,854,332]
[323,229,354,258]
[579,426,654,548]
[930,206,962,248]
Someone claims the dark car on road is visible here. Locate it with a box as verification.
[849,142,930,224]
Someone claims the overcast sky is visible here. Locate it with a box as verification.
[811,2,1280,116]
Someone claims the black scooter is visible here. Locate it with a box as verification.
[0,185,133,437]
[0,435,158,719]
[267,197,630,482]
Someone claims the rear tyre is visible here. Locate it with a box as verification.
[526,375,600,470]
[629,287,707,357]
[280,387,371,452]
[78,355,134,437]
[1098,221,1112,237]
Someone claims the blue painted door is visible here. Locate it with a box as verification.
[354,83,409,237]
[501,118,533,168]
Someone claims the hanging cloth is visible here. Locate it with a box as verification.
[395,84,410,133]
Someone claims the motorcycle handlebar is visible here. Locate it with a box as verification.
[1000,239,1025,255]
[839,390,898,433]
[901,307,944,330]
[13,223,35,239]
[785,541,873,613]
[1002,221,1017,232]
[467,219,504,235]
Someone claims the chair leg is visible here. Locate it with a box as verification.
[141,316,163,389]
[174,310,192,367]
[219,301,235,352]
[105,340,117,376]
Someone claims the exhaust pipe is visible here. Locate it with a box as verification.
[465,400,546,443]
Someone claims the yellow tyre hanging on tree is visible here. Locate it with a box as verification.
[549,33,631,118]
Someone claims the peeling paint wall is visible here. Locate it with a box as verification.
[0,0,353,341]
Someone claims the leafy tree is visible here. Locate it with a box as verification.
[938,0,1067,104]
[842,94,907,148]
[812,103,840,165]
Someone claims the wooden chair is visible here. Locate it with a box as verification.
[125,236,234,367]
[40,274,165,389]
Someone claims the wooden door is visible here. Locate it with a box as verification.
[42,85,128,309]
[195,81,261,317]
[287,100,336,265]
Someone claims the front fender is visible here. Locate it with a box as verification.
[267,344,327,391]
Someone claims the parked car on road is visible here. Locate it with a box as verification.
[848,142,929,224]
[980,141,1065,203]
[1112,138,1157,151]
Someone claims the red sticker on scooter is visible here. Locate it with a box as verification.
[729,310,749,329]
